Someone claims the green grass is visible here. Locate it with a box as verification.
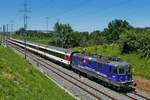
[29,38,50,45]
[12,35,50,45]
[72,44,150,79]
[0,46,74,100]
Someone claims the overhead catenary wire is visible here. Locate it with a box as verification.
[21,0,31,59]
[46,17,49,32]
[0,26,2,44]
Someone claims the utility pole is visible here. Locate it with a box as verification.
[6,24,9,47]
[61,28,64,48]
[56,19,64,47]
[0,26,2,45]
[24,1,27,60]
[2,25,6,45]
[10,20,14,38]
[22,0,30,60]
[58,20,64,48]
[6,24,9,39]
[23,2,28,30]
[46,17,48,32]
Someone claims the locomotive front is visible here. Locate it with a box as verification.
[109,61,135,89]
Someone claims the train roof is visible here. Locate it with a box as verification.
[11,38,73,54]
[74,53,129,67]
[27,40,73,54]
[108,61,129,67]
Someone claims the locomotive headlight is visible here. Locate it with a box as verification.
[112,75,116,80]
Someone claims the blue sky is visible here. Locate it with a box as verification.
[0,0,150,32]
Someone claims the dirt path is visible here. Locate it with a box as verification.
[133,76,150,94]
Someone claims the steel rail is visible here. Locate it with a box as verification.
[8,40,150,100]
[8,42,116,100]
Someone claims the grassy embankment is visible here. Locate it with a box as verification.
[0,46,74,100]
[29,37,50,44]
[72,44,150,79]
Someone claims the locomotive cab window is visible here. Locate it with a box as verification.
[118,68,125,74]
[113,68,118,74]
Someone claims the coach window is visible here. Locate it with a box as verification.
[59,53,65,58]
[118,68,125,74]
[45,49,51,54]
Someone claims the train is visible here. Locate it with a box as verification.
[7,38,136,90]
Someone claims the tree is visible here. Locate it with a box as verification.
[15,27,25,35]
[79,31,90,47]
[119,29,138,53]
[137,29,150,57]
[64,31,81,48]
[103,19,133,43]
[89,30,106,45]
[53,22,74,47]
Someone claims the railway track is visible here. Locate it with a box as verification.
[125,91,150,100]
[132,92,150,100]
[7,42,116,100]
[7,41,150,100]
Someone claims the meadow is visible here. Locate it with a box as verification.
[0,46,74,100]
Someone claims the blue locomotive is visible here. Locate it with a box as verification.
[71,52,134,89]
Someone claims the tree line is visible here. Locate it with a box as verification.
[14,19,150,58]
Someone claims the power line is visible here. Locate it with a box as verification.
[6,24,9,46]
[2,25,6,45]
[46,17,49,32]
[21,0,31,59]
[0,26,2,45]
[0,26,2,33]
[6,24,9,33]
[8,20,14,38]
[10,20,14,33]
[23,1,30,30]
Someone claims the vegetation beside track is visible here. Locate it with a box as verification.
[13,34,150,79]
[12,19,150,79]
[0,46,74,100]
[72,44,150,79]
[12,35,50,45]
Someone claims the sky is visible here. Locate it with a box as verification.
[0,0,150,32]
